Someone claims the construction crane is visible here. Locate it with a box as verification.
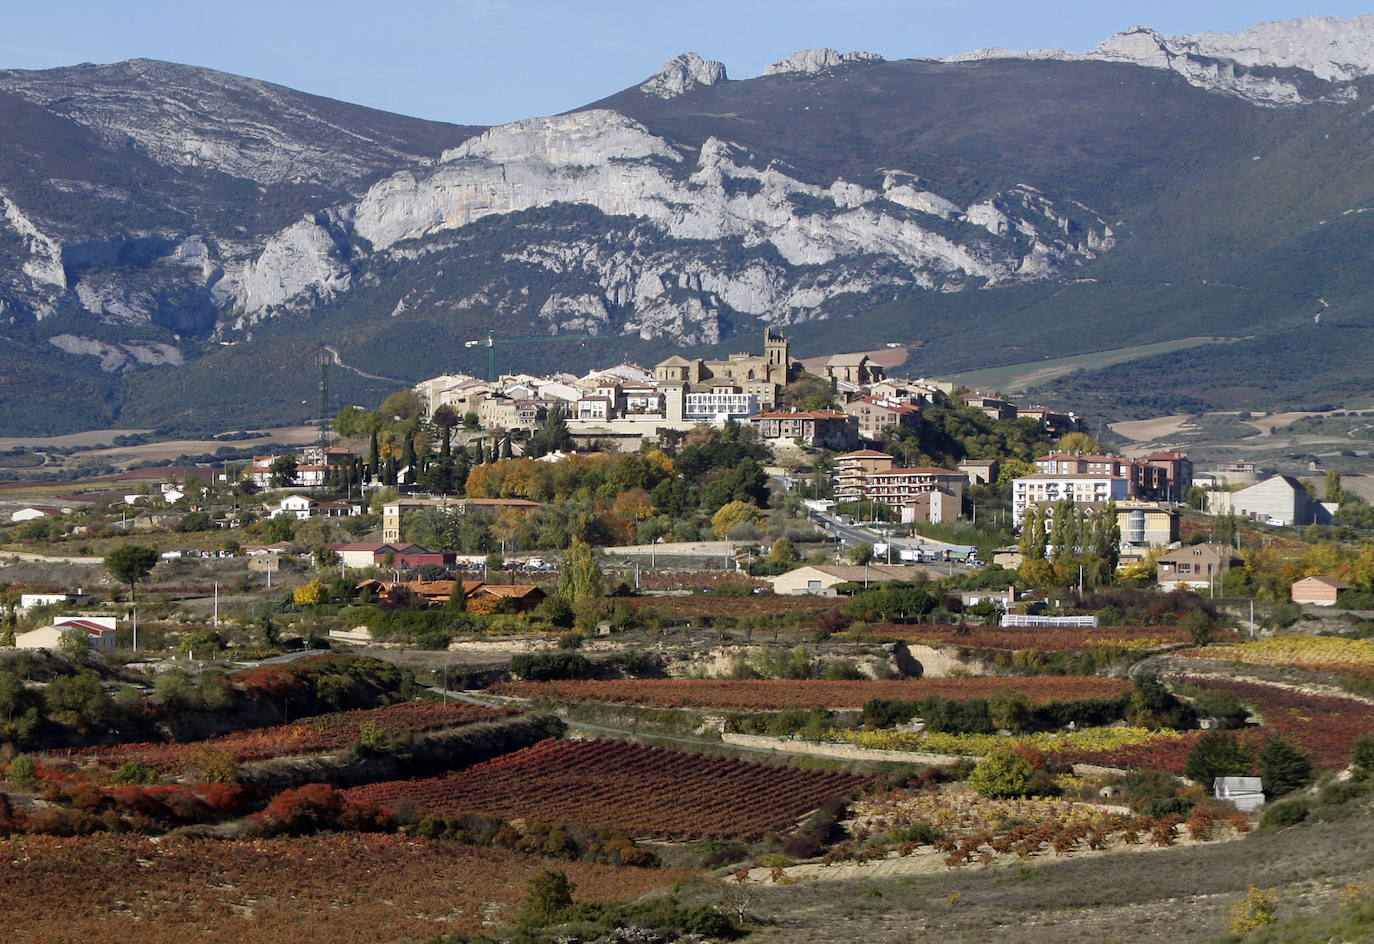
[463,332,600,381]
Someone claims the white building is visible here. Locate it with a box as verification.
[1011,473,1130,527]
[10,506,59,523]
[18,592,74,612]
[684,390,758,422]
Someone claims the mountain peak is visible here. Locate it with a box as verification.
[764,48,884,77]
[639,52,727,99]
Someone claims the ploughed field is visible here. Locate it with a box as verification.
[0,833,690,944]
[489,677,1132,710]
[346,737,873,840]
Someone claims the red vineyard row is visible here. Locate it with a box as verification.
[48,702,516,773]
[346,738,873,840]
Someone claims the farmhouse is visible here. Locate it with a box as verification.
[1290,575,1350,607]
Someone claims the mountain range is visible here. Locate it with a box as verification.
[4,16,1374,434]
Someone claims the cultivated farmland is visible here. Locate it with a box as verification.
[490,677,1132,710]
[346,738,872,840]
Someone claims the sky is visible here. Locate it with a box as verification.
[2,1,1371,126]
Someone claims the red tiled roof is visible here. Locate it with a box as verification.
[56,619,115,636]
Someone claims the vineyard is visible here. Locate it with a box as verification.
[489,677,1131,711]
[853,624,1203,652]
[1182,635,1374,678]
[1174,676,1374,770]
[835,725,1185,760]
[50,702,517,774]
[346,738,872,840]
[1054,678,1374,773]
[0,833,689,944]
[838,789,1245,867]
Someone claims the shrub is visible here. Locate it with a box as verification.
[1260,798,1310,830]
[782,833,823,859]
[509,652,591,681]
[5,754,37,788]
[1230,885,1278,934]
[895,822,944,844]
[111,761,157,785]
[967,747,1035,798]
[1317,780,1368,807]
[1351,733,1374,781]
[1144,796,1195,818]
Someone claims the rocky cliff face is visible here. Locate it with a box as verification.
[224,110,1113,341]
[1,14,1373,427]
[946,15,1374,105]
[0,59,469,187]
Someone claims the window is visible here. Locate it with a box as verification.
[807,580,822,589]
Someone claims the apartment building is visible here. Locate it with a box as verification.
[1012,473,1130,526]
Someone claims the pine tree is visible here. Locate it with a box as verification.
[1259,737,1313,798]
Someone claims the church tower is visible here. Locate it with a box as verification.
[764,328,790,383]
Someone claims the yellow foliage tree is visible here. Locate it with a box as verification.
[293,578,325,606]
[711,500,763,538]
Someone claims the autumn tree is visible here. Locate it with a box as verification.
[293,578,326,606]
[1058,431,1104,455]
[711,500,763,538]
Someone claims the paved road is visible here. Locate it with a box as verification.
[808,511,976,571]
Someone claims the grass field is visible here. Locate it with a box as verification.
[949,337,1240,393]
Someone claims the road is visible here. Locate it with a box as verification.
[321,345,410,386]
[0,550,103,565]
[807,510,977,571]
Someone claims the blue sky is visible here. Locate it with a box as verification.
[3,2,1370,125]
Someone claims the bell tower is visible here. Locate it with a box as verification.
[764,328,790,382]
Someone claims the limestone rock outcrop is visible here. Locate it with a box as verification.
[639,52,728,98]
[764,48,883,76]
